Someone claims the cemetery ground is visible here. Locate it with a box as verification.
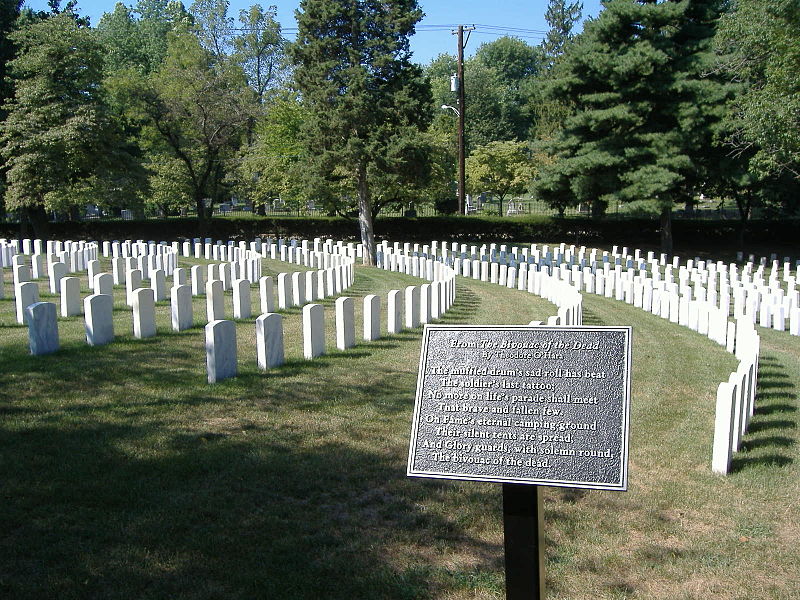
[1,254,799,599]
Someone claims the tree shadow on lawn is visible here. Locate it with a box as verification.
[0,419,503,599]
[0,350,503,599]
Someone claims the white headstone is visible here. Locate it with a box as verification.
[87,259,101,290]
[256,313,284,369]
[206,320,237,383]
[13,263,30,287]
[206,280,225,322]
[132,287,156,338]
[292,271,305,307]
[316,270,326,299]
[84,294,114,346]
[46,260,66,295]
[15,281,40,324]
[220,262,232,291]
[151,269,167,302]
[335,296,355,350]
[191,265,205,296]
[126,269,142,306]
[305,270,317,303]
[404,285,420,328]
[60,276,81,317]
[92,272,112,296]
[26,301,59,355]
[171,284,193,331]
[111,257,124,285]
[363,294,380,341]
[711,381,736,475]
[173,267,188,286]
[419,283,431,325]
[430,282,441,319]
[233,279,252,319]
[31,254,45,280]
[277,273,291,309]
[387,289,402,334]
[303,303,325,359]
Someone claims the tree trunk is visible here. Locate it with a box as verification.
[659,205,673,255]
[357,165,376,266]
[20,205,50,242]
[195,195,207,221]
[735,195,751,250]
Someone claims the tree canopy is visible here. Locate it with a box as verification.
[0,12,139,234]
[290,0,432,264]
[715,0,800,177]
[533,0,729,251]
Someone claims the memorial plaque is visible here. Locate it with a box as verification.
[408,325,632,490]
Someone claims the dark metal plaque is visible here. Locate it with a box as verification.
[407,325,632,490]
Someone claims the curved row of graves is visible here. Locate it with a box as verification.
[381,240,798,475]
[1,236,457,384]
[3,236,796,474]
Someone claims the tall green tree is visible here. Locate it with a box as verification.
[528,0,582,141]
[541,0,583,72]
[130,30,256,220]
[190,0,231,58]
[290,0,432,264]
[0,0,23,218]
[0,0,22,122]
[98,0,192,75]
[534,0,729,253]
[428,37,541,149]
[715,0,800,177]
[235,93,305,212]
[233,4,287,103]
[0,12,137,235]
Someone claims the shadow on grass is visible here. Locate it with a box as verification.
[579,306,603,326]
[0,420,501,599]
[731,353,798,473]
[436,286,480,324]
[0,330,503,599]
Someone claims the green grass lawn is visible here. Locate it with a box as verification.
[1,257,798,599]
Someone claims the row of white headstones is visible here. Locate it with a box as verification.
[5,235,793,473]
[1,236,457,384]
[383,240,794,475]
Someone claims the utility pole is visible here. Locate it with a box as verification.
[453,25,474,215]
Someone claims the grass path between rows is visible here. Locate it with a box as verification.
[1,261,798,599]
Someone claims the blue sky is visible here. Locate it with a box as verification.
[22,0,605,65]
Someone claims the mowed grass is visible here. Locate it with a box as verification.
[1,257,798,599]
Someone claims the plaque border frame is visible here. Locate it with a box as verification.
[407,324,632,491]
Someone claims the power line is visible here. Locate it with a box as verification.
[470,24,548,35]
[468,31,546,41]
[223,23,549,36]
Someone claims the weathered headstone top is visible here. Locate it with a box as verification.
[408,325,632,491]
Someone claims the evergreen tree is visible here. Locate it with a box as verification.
[290,0,432,264]
[528,0,582,141]
[541,0,582,71]
[534,0,729,252]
